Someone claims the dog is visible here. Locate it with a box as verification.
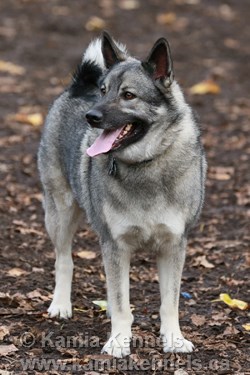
[38,31,206,358]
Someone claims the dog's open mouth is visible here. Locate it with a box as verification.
[87,123,142,157]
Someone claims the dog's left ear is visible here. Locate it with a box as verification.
[144,38,174,88]
[102,31,126,69]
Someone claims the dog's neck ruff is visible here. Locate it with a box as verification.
[108,154,153,177]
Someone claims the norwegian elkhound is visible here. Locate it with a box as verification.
[38,32,206,357]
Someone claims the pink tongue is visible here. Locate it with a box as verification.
[87,127,123,157]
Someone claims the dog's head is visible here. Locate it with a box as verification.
[86,32,185,163]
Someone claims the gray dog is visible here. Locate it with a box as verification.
[38,32,206,357]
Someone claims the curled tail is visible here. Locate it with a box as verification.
[70,34,128,97]
[82,38,105,69]
[82,36,128,68]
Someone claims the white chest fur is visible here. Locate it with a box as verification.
[103,201,185,251]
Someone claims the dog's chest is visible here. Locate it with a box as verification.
[103,199,184,250]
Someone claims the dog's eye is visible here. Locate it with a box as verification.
[124,92,136,100]
[100,86,106,95]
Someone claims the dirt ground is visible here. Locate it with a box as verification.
[0,0,249,374]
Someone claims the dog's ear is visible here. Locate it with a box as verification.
[102,31,126,69]
[144,38,174,88]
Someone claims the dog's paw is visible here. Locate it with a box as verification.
[101,334,131,358]
[161,332,194,353]
[47,301,72,319]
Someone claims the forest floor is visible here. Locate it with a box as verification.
[0,0,249,374]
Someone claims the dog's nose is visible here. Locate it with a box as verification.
[86,110,103,126]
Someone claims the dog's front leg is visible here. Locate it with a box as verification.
[157,235,194,353]
[101,241,133,358]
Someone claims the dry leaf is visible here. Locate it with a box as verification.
[194,255,215,268]
[7,268,28,277]
[209,166,234,181]
[129,353,141,364]
[0,370,13,375]
[190,79,221,95]
[157,12,177,25]
[12,220,44,236]
[222,325,240,336]
[191,314,206,326]
[76,250,96,260]
[174,370,189,375]
[119,0,140,10]
[219,293,248,310]
[57,347,79,357]
[85,17,106,31]
[27,290,49,301]
[242,323,250,331]
[32,267,44,273]
[0,326,10,341]
[74,307,89,313]
[211,312,229,321]
[8,113,43,127]
[92,300,107,311]
[0,60,25,75]
[0,344,18,357]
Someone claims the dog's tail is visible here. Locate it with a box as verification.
[82,38,105,69]
[70,36,128,96]
[82,37,128,69]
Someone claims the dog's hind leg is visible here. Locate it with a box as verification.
[44,189,81,319]
[157,235,194,353]
[101,242,133,358]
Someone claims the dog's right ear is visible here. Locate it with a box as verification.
[102,31,126,69]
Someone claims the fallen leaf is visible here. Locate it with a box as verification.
[85,17,106,31]
[12,220,44,236]
[27,290,50,301]
[76,250,97,260]
[222,325,240,336]
[190,79,221,95]
[129,353,141,364]
[221,276,245,286]
[174,370,189,375]
[0,60,25,75]
[0,344,18,357]
[74,307,89,313]
[57,347,79,357]
[119,0,140,10]
[8,113,43,127]
[151,314,158,320]
[7,268,28,277]
[15,113,43,127]
[32,267,44,273]
[0,370,13,375]
[211,312,228,321]
[208,166,234,181]
[193,255,215,268]
[157,12,177,25]
[0,326,10,340]
[242,323,250,331]
[219,293,248,310]
[84,354,113,361]
[191,314,206,326]
[92,300,107,311]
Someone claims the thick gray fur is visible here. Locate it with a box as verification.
[38,33,206,358]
